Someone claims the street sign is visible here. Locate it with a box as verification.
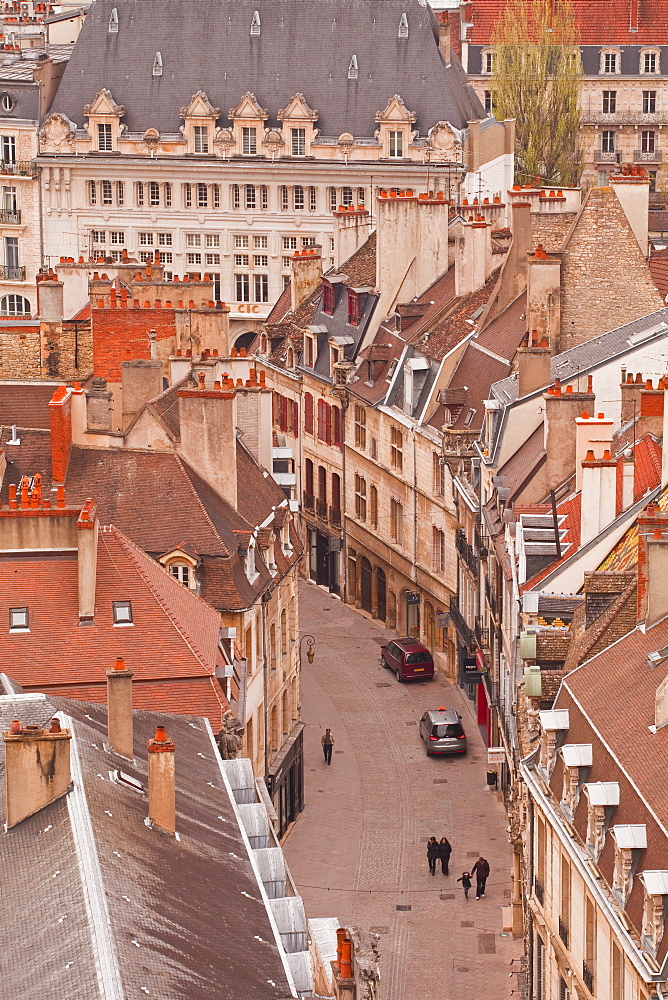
[435,612,450,629]
[487,747,506,765]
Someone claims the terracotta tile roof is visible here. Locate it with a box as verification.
[338,230,377,287]
[599,482,668,571]
[0,526,228,727]
[400,268,456,340]
[71,301,91,320]
[0,384,59,430]
[468,0,668,45]
[148,371,197,438]
[498,424,546,502]
[521,491,582,591]
[649,247,668,301]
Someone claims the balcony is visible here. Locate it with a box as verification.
[455,528,478,576]
[534,876,544,905]
[449,595,474,651]
[0,265,25,280]
[634,148,663,163]
[582,110,667,126]
[0,209,20,224]
[0,160,35,178]
[582,961,594,994]
[316,499,328,519]
[594,148,620,163]
[329,506,342,527]
[558,917,569,948]
[303,491,315,512]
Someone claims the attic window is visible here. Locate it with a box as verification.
[398,13,408,38]
[347,289,360,326]
[9,606,29,632]
[112,601,133,626]
[464,408,477,427]
[110,769,144,793]
[108,7,118,32]
[250,10,261,35]
[323,280,335,314]
[153,52,163,76]
[348,55,358,80]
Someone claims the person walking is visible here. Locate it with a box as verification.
[438,837,452,876]
[471,856,490,899]
[427,836,439,876]
[457,871,472,900]
[321,728,335,765]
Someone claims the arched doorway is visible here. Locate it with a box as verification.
[233,330,256,353]
[376,567,387,621]
[361,556,372,613]
[425,601,435,651]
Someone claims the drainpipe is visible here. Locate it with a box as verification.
[411,426,419,634]
[261,591,271,779]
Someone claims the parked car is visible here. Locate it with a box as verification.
[380,638,434,682]
[419,708,467,756]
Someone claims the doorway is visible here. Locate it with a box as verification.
[361,557,372,613]
[376,567,386,621]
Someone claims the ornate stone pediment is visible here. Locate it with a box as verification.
[83,88,123,118]
[427,121,462,161]
[142,127,160,152]
[263,129,285,154]
[180,90,220,121]
[277,93,318,122]
[214,127,236,154]
[228,91,268,122]
[375,94,416,124]
[39,112,77,153]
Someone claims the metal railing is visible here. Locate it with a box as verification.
[316,499,328,519]
[0,160,35,177]
[594,148,620,162]
[302,491,314,512]
[635,148,663,162]
[582,111,668,125]
[534,876,544,905]
[0,208,20,224]
[449,595,474,651]
[329,506,341,527]
[0,265,25,280]
[456,529,478,576]
[582,961,594,994]
[558,917,569,947]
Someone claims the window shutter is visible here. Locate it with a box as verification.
[325,403,332,444]
[292,400,299,435]
[305,393,314,434]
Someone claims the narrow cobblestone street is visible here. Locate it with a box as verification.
[284,580,522,1000]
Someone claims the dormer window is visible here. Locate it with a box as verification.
[291,128,306,156]
[347,289,360,326]
[330,345,340,376]
[193,125,209,153]
[398,13,408,38]
[153,52,163,77]
[97,123,112,151]
[108,7,118,32]
[170,563,191,587]
[304,335,315,367]
[242,126,257,155]
[482,49,494,74]
[601,49,620,74]
[641,49,660,74]
[112,601,133,625]
[250,10,260,35]
[641,872,668,953]
[245,543,259,582]
[9,606,28,631]
[348,55,358,80]
[286,346,295,368]
[389,130,404,158]
[323,280,335,314]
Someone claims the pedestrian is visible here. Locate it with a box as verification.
[457,871,472,900]
[427,836,439,876]
[471,856,490,899]
[439,836,452,876]
[321,728,335,765]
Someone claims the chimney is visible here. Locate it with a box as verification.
[487,202,532,323]
[575,410,614,491]
[610,169,649,256]
[147,724,176,834]
[517,333,551,397]
[638,377,664,439]
[455,217,492,299]
[663,380,668,485]
[3,717,72,828]
[48,384,72,484]
[333,208,372,270]
[542,379,595,494]
[655,672,668,730]
[438,18,451,63]
[85,376,113,433]
[177,378,238,509]
[637,505,668,624]
[37,276,64,323]
[621,448,635,511]
[121,358,164,428]
[77,498,98,623]
[290,246,322,314]
[106,656,134,758]
[527,245,561,348]
[580,448,617,545]
[235,381,273,470]
[620,369,645,424]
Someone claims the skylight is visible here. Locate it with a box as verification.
[250,10,261,35]
[112,601,133,626]
[348,55,358,80]
[398,13,408,38]
[108,7,118,32]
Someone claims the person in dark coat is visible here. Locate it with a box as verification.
[457,871,472,899]
[471,856,490,898]
[439,837,452,876]
[427,836,439,876]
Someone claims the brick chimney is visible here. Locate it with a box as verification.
[638,377,665,439]
[438,17,451,63]
[49,384,73,484]
[637,505,668,626]
[290,246,322,314]
[527,244,561,348]
[106,656,134,758]
[455,216,492,299]
[620,370,646,424]
[621,448,635,511]
[575,410,614,492]
[121,358,164,428]
[3,717,72,828]
[580,448,617,545]
[77,498,98,623]
[235,374,273,471]
[177,375,238,509]
[147,724,176,834]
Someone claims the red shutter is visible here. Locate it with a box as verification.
[324,403,332,445]
[305,393,314,434]
[317,399,325,441]
[291,400,299,436]
[332,406,341,448]
[278,394,288,432]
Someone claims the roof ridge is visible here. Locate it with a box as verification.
[173,454,232,556]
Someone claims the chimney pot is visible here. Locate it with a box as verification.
[598,413,604,419]
[584,449,596,463]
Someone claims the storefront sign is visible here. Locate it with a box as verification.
[406,591,420,605]
[435,611,450,629]
[487,746,506,765]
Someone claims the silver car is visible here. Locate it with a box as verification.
[419,708,467,756]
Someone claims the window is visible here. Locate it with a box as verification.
[283,236,297,250]
[183,182,192,207]
[205,253,220,265]
[643,90,657,114]
[88,180,97,206]
[642,50,659,74]
[390,499,403,544]
[4,237,18,270]
[197,182,208,208]
[302,236,316,247]
[139,232,154,245]
[254,273,269,302]
[235,273,250,301]
[342,186,353,206]
[254,235,267,249]
[642,129,656,152]
[112,601,133,625]
[649,170,657,192]
[354,404,366,449]
[601,129,615,152]
[602,90,617,113]
[254,254,268,267]
[235,234,249,249]
[603,52,618,74]
[242,126,257,155]
[9,607,29,631]
[309,186,317,211]
[370,437,377,460]
[432,527,445,573]
[280,185,289,210]
[170,563,191,586]
[291,128,306,156]
[322,280,335,314]
[483,50,493,74]
[186,252,202,265]
[304,336,314,367]
[317,399,332,443]
[1,135,15,164]
[612,943,622,1000]
[282,256,292,268]
[560,855,571,943]
[433,453,444,495]
[193,125,209,153]
[157,232,172,246]
[389,130,404,158]
[117,181,124,205]
[159,253,172,265]
[332,405,342,448]
[186,234,201,247]
[370,485,378,527]
[347,289,360,326]
[231,184,240,209]
[96,179,111,205]
[97,122,112,151]
[331,473,341,512]
[390,426,403,472]
[317,465,327,504]
[294,185,304,210]
[149,180,159,206]
[233,253,248,268]
[260,184,268,209]
[304,392,314,434]
[398,12,408,37]
[91,229,106,244]
[354,474,367,520]
[329,186,337,211]
[0,293,30,316]
[484,90,493,114]
[246,184,256,209]
[210,183,219,208]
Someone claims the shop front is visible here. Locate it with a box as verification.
[265,722,305,840]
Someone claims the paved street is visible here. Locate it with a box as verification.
[284,580,522,1000]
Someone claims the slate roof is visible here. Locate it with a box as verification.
[649,211,668,235]
[550,307,668,382]
[649,248,668,301]
[0,524,229,726]
[0,691,295,998]
[497,424,546,502]
[52,0,484,135]
[466,0,668,45]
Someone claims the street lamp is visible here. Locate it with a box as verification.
[299,634,315,665]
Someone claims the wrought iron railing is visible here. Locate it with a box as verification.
[0,208,20,224]
[449,595,474,650]
[316,499,328,519]
[0,160,35,177]
[303,491,314,512]
[635,148,662,162]
[0,265,25,280]
[582,961,594,994]
[558,917,569,947]
[329,506,341,527]
[594,148,620,162]
[455,528,478,576]
[534,876,544,905]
